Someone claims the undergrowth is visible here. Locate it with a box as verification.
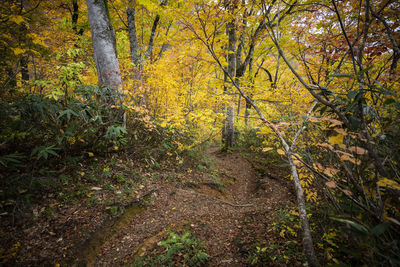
[133,232,209,267]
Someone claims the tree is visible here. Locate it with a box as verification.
[86,0,122,92]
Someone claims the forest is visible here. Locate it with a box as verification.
[0,0,399,266]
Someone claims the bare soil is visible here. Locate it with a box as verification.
[84,147,294,266]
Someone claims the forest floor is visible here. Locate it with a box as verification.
[1,146,299,266]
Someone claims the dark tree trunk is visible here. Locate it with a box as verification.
[20,57,29,81]
[145,14,160,61]
[127,1,140,67]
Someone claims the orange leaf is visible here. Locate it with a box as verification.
[340,155,361,165]
[325,181,337,188]
[348,146,367,155]
[317,143,334,150]
[333,128,347,135]
[327,118,343,126]
[323,167,340,177]
[335,150,353,157]
[313,162,324,170]
[343,189,353,196]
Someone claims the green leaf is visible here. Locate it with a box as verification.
[384,98,396,106]
[356,65,373,76]
[371,222,390,236]
[347,90,358,100]
[331,217,369,234]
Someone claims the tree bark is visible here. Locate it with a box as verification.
[127,0,141,80]
[86,0,122,91]
[144,14,160,61]
[20,57,29,81]
[72,0,84,36]
[223,19,236,149]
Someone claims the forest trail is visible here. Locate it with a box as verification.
[80,147,294,266]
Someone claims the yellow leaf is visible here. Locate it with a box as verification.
[277,149,285,156]
[280,229,286,238]
[293,160,302,166]
[328,134,343,146]
[12,47,25,55]
[88,152,94,157]
[377,178,400,191]
[114,145,119,150]
[10,15,26,25]
[262,147,273,152]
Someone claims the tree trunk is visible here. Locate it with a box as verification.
[86,0,122,91]
[127,0,141,68]
[244,98,251,127]
[223,19,236,149]
[144,14,160,61]
[20,57,29,81]
[72,0,84,36]
[288,155,318,267]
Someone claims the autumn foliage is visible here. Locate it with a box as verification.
[1,0,399,266]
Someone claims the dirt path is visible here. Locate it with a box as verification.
[81,147,294,266]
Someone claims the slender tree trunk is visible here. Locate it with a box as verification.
[72,0,84,36]
[288,155,318,267]
[223,19,236,149]
[144,14,160,62]
[20,57,29,81]
[244,98,251,127]
[127,0,140,67]
[86,0,122,92]
[127,0,142,83]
